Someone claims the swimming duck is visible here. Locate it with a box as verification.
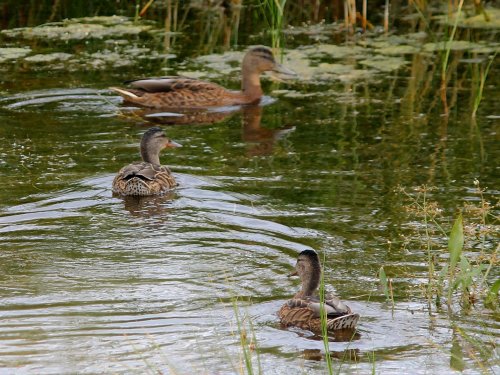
[110,46,296,109]
[279,249,359,332]
[112,127,181,196]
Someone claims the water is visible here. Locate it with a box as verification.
[1,14,499,375]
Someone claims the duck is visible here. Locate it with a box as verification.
[112,127,181,196]
[109,46,296,109]
[279,249,359,332]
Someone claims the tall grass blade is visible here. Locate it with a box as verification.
[231,297,254,375]
[472,52,497,117]
[319,251,333,374]
[441,0,465,79]
[440,0,465,114]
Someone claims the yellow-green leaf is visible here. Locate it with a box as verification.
[448,214,464,270]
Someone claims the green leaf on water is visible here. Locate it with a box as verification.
[490,279,500,295]
[379,266,389,301]
[485,278,500,307]
[448,214,464,270]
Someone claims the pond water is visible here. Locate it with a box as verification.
[0,10,499,375]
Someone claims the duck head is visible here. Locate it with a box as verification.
[289,249,321,297]
[242,46,296,77]
[140,127,181,165]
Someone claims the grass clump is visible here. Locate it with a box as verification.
[231,296,262,375]
[398,182,499,311]
[260,0,287,51]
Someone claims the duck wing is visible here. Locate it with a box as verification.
[280,297,358,331]
[126,77,223,93]
[295,296,351,318]
[118,162,171,181]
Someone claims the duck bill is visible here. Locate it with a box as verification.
[272,63,297,79]
[287,270,298,277]
[166,140,182,148]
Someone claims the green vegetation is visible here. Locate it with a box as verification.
[318,251,334,374]
[260,0,287,51]
[231,296,262,375]
[378,266,394,307]
[0,1,498,374]
[399,183,498,311]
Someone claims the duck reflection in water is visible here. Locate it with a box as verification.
[120,193,177,218]
[240,105,294,157]
[302,348,361,362]
[121,104,295,157]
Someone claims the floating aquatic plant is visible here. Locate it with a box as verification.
[0,47,31,63]
[1,16,153,41]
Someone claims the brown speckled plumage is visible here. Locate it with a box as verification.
[110,46,296,109]
[112,127,180,196]
[279,250,359,332]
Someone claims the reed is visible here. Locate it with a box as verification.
[231,296,261,375]
[260,0,287,51]
[440,0,465,115]
[384,0,390,34]
[318,250,334,374]
[472,52,497,118]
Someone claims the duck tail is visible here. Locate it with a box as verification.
[327,313,359,331]
[109,87,139,99]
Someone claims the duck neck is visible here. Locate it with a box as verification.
[299,270,320,297]
[241,66,263,102]
[141,145,160,165]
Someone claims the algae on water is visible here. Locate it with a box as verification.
[0,47,31,63]
[1,16,152,41]
[25,53,73,63]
